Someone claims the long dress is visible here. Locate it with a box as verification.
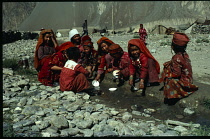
[139,28,147,43]
[159,52,198,99]
[59,60,90,92]
[38,51,67,86]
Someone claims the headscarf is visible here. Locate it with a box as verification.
[109,44,123,54]
[83,41,93,48]
[172,32,189,47]
[128,39,160,74]
[97,37,114,45]
[81,35,91,45]
[57,41,74,52]
[69,29,79,41]
[34,29,58,70]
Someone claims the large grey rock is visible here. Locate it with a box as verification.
[50,115,69,129]
[122,112,132,122]
[22,106,42,115]
[36,121,50,130]
[80,129,94,137]
[77,119,93,129]
[60,128,80,136]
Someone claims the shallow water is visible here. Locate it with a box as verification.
[90,74,210,127]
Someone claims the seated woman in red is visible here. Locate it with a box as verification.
[128,39,160,95]
[38,42,72,86]
[34,29,59,71]
[59,47,90,92]
[159,32,198,105]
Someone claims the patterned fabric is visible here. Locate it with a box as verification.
[159,52,198,99]
[78,49,98,68]
[38,51,67,86]
[139,28,147,42]
[59,60,90,92]
[105,52,130,79]
[129,53,148,80]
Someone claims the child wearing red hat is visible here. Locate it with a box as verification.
[159,32,198,105]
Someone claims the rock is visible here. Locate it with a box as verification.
[184,108,195,115]
[22,106,42,115]
[77,119,93,129]
[83,94,90,100]
[50,115,69,129]
[174,126,188,133]
[17,97,27,106]
[60,128,80,136]
[80,129,94,137]
[110,110,119,116]
[14,107,22,113]
[10,87,22,92]
[157,124,168,132]
[151,129,164,136]
[36,121,50,130]
[132,110,142,116]
[122,112,132,122]
[3,68,14,75]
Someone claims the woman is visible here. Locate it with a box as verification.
[38,42,72,86]
[94,37,115,82]
[128,39,160,94]
[34,29,59,71]
[159,32,198,105]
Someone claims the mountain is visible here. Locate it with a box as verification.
[3,1,210,32]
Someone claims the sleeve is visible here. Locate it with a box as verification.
[170,55,182,77]
[129,59,136,76]
[97,55,106,74]
[38,46,45,60]
[139,53,148,79]
[120,56,131,77]
[76,64,90,76]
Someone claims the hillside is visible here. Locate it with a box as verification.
[2,1,210,32]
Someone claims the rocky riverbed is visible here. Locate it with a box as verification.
[3,33,210,137]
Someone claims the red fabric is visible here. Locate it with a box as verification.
[105,52,130,78]
[56,41,74,52]
[172,32,189,46]
[38,51,67,86]
[97,37,114,45]
[159,52,198,99]
[108,44,123,54]
[139,28,147,42]
[59,60,90,92]
[129,53,148,79]
[128,39,160,74]
[81,35,91,45]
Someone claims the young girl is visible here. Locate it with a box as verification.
[94,37,115,82]
[128,39,160,95]
[59,47,90,92]
[34,29,59,71]
[78,41,98,78]
[159,32,198,105]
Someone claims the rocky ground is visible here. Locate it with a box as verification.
[3,33,210,137]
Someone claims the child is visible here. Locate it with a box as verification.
[159,32,198,105]
[78,41,98,78]
[128,39,160,95]
[59,47,90,92]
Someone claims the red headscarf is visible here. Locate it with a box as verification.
[172,32,189,46]
[128,39,160,74]
[34,29,58,70]
[97,37,115,45]
[109,44,123,54]
[81,35,92,45]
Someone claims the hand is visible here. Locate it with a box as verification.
[95,74,101,81]
[107,68,113,73]
[139,81,144,89]
[129,79,133,86]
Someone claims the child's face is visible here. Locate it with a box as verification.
[130,45,140,58]
[101,42,109,52]
[44,33,52,43]
[83,46,91,54]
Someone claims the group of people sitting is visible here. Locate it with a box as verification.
[34,28,198,105]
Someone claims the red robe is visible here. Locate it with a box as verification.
[139,28,147,42]
[59,60,90,92]
[159,52,198,99]
[105,52,130,79]
[129,53,148,80]
[38,51,67,86]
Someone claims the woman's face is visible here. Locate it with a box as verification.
[83,46,91,54]
[44,33,52,43]
[130,45,140,58]
[101,42,109,52]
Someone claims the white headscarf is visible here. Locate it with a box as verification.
[69,29,79,41]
